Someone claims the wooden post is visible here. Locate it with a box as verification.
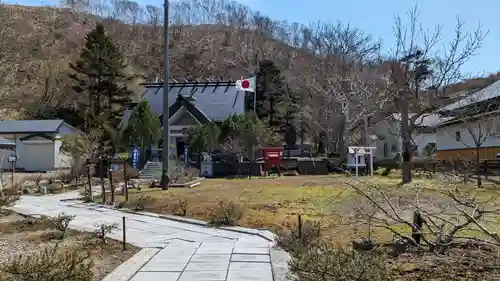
[86,159,92,201]
[123,162,129,202]
[412,211,423,245]
[297,214,303,239]
[100,158,106,204]
[484,160,488,181]
[122,216,126,250]
[109,158,114,204]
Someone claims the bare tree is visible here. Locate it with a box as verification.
[0,2,16,109]
[300,21,388,155]
[384,5,487,183]
[348,178,500,252]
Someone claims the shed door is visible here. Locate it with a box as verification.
[22,142,54,172]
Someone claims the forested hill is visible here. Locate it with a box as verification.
[0,0,497,126]
[0,0,309,119]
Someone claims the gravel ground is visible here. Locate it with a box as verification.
[0,213,139,281]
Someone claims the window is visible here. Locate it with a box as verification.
[455,131,461,141]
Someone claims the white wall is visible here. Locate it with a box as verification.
[368,118,437,158]
[412,132,436,157]
[436,119,500,150]
[0,123,78,171]
[368,119,402,159]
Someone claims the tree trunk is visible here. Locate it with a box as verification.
[400,97,412,184]
[476,146,482,187]
[338,115,347,160]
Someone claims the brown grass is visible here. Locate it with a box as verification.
[116,174,500,245]
[0,213,139,281]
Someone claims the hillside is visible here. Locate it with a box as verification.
[0,1,497,123]
[0,2,312,118]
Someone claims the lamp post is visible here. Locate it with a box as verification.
[160,0,170,190]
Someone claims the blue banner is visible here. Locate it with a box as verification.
[184,146,189,166]
[132,147,140,168]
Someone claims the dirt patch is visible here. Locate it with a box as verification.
[0,214,139,281]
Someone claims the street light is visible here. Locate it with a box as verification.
[160,0,170,190]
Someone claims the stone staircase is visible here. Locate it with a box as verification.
[138,161,162,180]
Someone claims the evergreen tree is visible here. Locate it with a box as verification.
[69,23,133,133]
[254,59,287,131]
[281,86,301,131]
[123,100,161,156]
[185,123,220,154]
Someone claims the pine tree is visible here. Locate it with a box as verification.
[123,100,161,164]
[282,86,300,131]
[254,59,287,131]
[69,23,133,132]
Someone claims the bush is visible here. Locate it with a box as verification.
[111,164,139,182]
[56,170,74,184]
[288,243,393,281]
[46,184,65,194]
[0,246,93,281]
[92,223,119,244]
[43,213,75,233]
[0,182,21,210]
[276,218,321,252]
[208,201,243,227]
[171,199,188,216]
[125,196,156,211]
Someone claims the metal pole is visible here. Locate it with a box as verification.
[160,0,170,190]
[253,91,256,112]
[122,216,126,250]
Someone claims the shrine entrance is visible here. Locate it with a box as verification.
[347,146,376,178]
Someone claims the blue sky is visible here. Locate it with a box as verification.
[7,0,500,76]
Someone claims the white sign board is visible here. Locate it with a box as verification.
[7,155,17,162]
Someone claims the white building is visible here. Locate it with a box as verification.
[435,79,500,161]
[0,120,78,172]
[435,112,500,161]
[366,113,452,160]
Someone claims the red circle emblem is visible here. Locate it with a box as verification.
[241,80,250,88]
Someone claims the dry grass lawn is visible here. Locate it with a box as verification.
[0,212,139,281]
[117,173,500,245]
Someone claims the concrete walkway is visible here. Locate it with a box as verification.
[8,191,290,281]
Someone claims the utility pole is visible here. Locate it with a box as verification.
[160,0,170,190]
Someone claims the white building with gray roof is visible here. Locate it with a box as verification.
[0,119,78,171]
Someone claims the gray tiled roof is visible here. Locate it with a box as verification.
[0,137,15,147]
[122,81,246,126]
[0,120,64,133]
[441,79,500,111]
[391,113,454,127]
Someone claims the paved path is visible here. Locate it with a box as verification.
[8,191,290,281]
